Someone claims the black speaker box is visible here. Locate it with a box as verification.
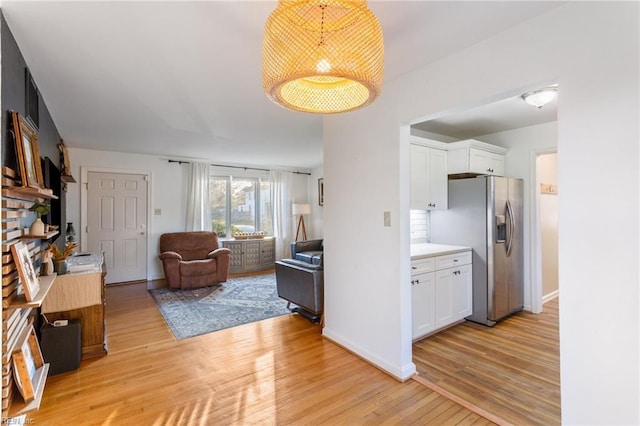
[40,319,81,375]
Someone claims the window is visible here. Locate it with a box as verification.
[210,176,272,238]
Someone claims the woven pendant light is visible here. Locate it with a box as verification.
[262,0,384,114]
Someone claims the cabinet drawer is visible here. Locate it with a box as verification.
[411,257,435,275]
[435,251,472,270]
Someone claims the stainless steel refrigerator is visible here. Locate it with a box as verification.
[430,176,523,326]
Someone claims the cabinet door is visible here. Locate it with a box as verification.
[435,269,455,329]
[452,264,473,319]
[224,241,244,272]
[428,148,448,210]
[412,271,436,338]
[244,241,262,270]
[487,152,505,176]
[410,144,430,210]
[469,148,504,176]
[468,148,491,174]
[260,239,275,267]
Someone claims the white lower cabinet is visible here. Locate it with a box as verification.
[412,250,472,340]
[412,271,436,338]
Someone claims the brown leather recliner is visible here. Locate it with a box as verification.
[159,232,231,289]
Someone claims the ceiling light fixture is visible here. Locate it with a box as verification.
[262,0,384,114]
[521,87,558,109]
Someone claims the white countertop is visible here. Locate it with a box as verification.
[411,243,471,259]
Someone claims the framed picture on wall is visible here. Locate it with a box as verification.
[318,178,324,206]
[12,325,45,402]
[11,241,40,302]
[25,68,39,130]
[11,111,43,189]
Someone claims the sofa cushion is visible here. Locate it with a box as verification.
[180,259,218,277]
[295,251,323,265]
[280,258,323,271]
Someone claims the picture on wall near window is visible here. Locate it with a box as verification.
[318,178,324,206]
[11,111,43,189]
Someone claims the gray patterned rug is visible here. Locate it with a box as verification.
[149,273,290,340]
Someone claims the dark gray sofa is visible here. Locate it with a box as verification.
[275,239,324,322]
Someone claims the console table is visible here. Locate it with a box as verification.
[40,254,107,359]
[222,238,275,274]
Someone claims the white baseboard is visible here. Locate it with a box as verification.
[543,289,559,304]
[322,327,416,382]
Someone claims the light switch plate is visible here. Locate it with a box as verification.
[384,211,391,227]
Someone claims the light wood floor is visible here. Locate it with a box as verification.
[30,282,495,425]
[413,299,560,426]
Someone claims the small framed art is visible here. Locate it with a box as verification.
[12,325,45,402]
[11,111,43,189]
[10,241,40,302]
[318,178,324,206]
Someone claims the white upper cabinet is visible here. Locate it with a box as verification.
[410,138,448,210]
[447,139,507,177]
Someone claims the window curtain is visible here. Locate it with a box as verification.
[185,162,211,231]
[271,170,293,260]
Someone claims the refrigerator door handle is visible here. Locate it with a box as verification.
[506,200,515,257]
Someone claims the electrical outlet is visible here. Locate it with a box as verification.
[384,211,391,227]
[154,208,162,216]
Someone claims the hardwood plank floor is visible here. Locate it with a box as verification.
[30,281,494,425]
[412,299,560,426]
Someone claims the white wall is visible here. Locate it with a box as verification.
[66,148,187,280]
[67,148,312,279]
[309,165,324,240]
[322,2,638,424]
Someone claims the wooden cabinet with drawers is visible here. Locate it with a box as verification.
[222,238,276,274]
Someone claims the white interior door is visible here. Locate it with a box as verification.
[87,172,148,284]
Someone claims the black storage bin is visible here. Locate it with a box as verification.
[40,319,81,375]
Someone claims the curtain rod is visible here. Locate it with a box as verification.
[167,159,311,176]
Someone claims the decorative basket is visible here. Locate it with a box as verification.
[233,232,267,240]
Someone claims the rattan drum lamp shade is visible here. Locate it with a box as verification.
[262,0,384,114]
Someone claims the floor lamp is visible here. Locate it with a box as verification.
[292,203,311,241]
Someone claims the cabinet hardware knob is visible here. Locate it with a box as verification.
[412,266,417,270]
[453,259,458,262]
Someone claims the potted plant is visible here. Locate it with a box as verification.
[28,201,50,236]
[48,242,78,274]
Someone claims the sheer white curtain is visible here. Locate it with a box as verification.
[271,170,293,260]
[185,162,211,231]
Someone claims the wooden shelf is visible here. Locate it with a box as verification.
[4,274,57,309]
[20,230,59,240]
[60,175,76,183]
[8,363,49,417]
[2,187,58,201]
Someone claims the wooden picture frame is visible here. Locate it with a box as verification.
[318,178,324,206]
[25,68,39,130]
[57,139,72,177]
[12,325,45,402]
[11,111,43,189]
[10,241,40,302]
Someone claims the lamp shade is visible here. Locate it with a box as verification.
[521,87,557,108]
[262,0,384,114]
[292,203,312,215]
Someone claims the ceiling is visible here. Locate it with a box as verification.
[412,90,558,140]
[2,1,563,170]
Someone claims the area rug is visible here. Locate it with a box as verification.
[148,273,290,340]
